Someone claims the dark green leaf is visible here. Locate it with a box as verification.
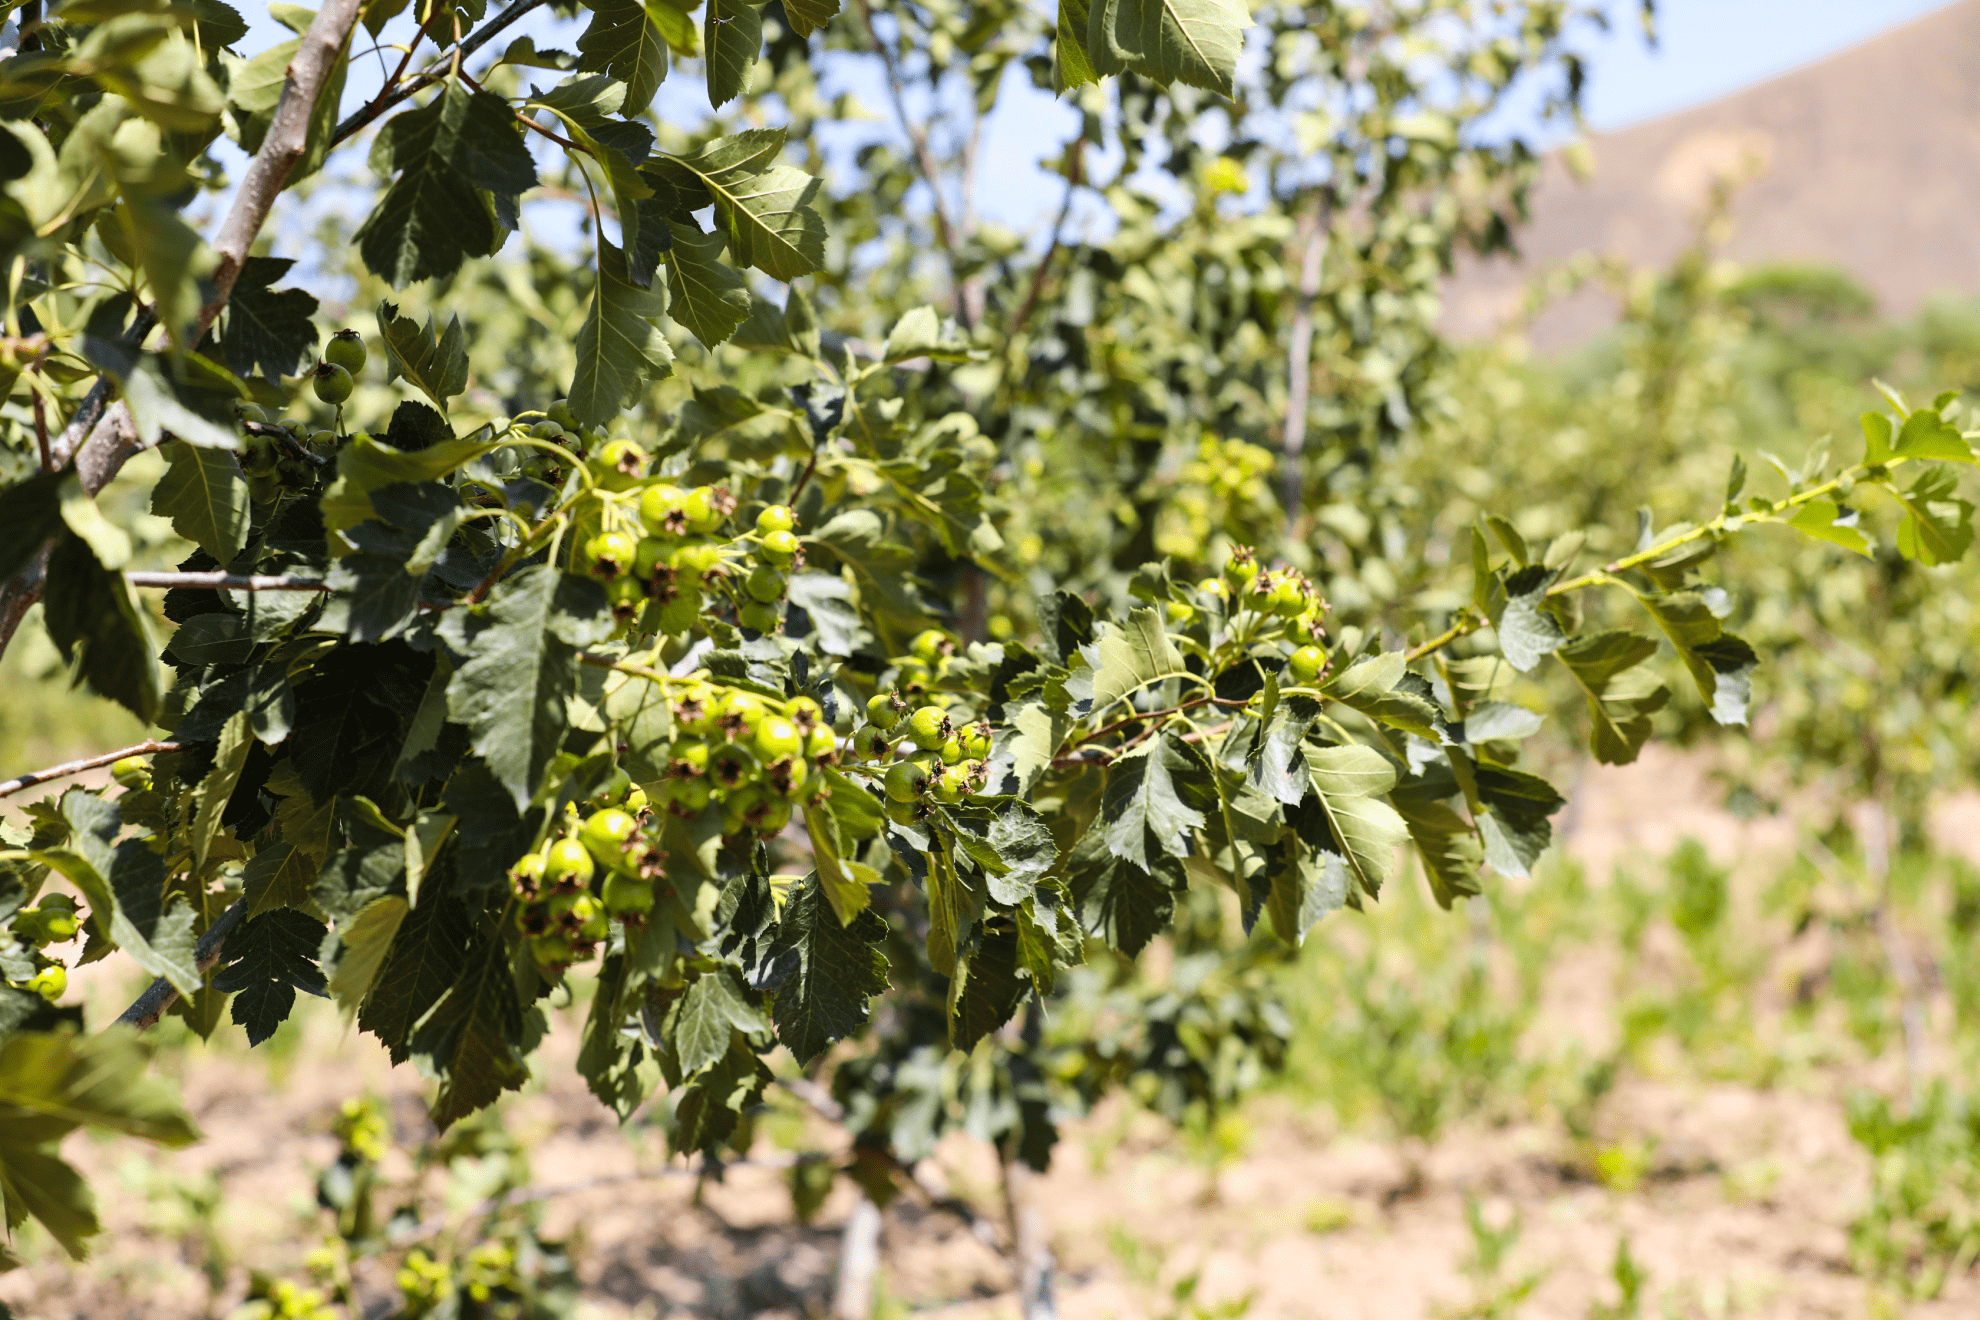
[703,0,761,107]
[663,220,752,348]
[211,909,329,1046]
[762,874,891,1065]
[220,255,318,379]
[42,531,159,723]
[355,81,537,288]
[409,918,528,1130]
[150,439,248,565]
[1101,731,1212,870]
[568,238,674,430]
[575,0,674,115]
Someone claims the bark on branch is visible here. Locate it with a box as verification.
[115,897,248,1031]
[0,739,183,800]
[124,572,331,592]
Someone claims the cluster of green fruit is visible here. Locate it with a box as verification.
[5,893,77,1002]
[860,686,997,825]
[1201,546,1331,684]
[506,682,835,969]
[507,783,659,971]
[560,428,802,636]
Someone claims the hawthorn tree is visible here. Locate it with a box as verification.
[0,0,1974,1311]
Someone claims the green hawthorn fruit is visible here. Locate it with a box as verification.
[885,798,919,827]
[671,541,724,583]
[766,753,809,797]
[37,909,78,942]
[110,755,151,789]
[1165,599,1196,624]
[884,760,925,802]
[579,808,639,872]
[531,933,576,968]
[542,838,595,889]
[716,692,766,741]
[805,724,837,761]
[958,722,994,760]
[909,629,948,662]
[738,601,781,634]
[601,873,654,917]
[746,565,785,603]
[25,966,65,1002]
[638,484,690,536]
[1222,548,1258,589]
[657,587,700,635]
[1271,576,1307,618]
[939,736,965,766]
[529,419,565,440]
[861,729,893,762]
[670,777,713,815]
[668,740,712,776]
[312,362,353,405]
[749,795,793,835]
[785,695,824,731]
[324,329,366,375]
[681,486,723,534]
[905,705,951,751]
[590,438,648,491]
[758,529,798,565]
[509,853,547,899]
[1287,644,1326,684]
[754,716,804,763]
[546,400,578,430]
[867,692,903,729]
[756,504,795,534]
[708,743,757,791]
[604,577,644,621]
[930,767,968,804]
[584,531,638,579]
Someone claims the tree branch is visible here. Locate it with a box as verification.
[1278,196,1328,521]
[0,739,182,800]
[197,0,364,339]
[124,572,331,592]
[114,896,247,1030]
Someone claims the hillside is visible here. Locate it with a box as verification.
[1444,0,1980,348]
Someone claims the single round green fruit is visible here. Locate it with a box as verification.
[785,696,824,730]
[753,716,804,763]
[38,911,78,942]
[745,565,785,604]
[542,838,596,889]
[939,736,965,766]
[110,755,151,788]
[905,705,951,751]
[1287,644,1326,684]
[909,629,948,663]
[748,796,793,835]
[1165,599,1196,625]
[323,329,367,375]
[867,692,903,729]
[585,531,638,579]
[579,808,639,872]
[1222,549,1258,588]
[756,504,795,534]
[758,529,798,565]
[590,438,649,491]
[1271,576,1307,618]
[312,362,353,405]
[637,484,689,536]
[738,601,779,634]
[25,966,65,1002]
[546,400,578,430]
[601,873,654,917]
[883,760,926,803]
[885,798,920,828]
[530,933,577,969]
[509,852,547,899]
[927,768,964,804]
[805,724,836,761]
[957,722,994,760]
[680,486,722,534]
[529,418,565,440]
[671,541,724,582]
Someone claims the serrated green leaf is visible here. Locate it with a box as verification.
[1069,833,1183,956]
[1893,407,1976,462]
[1891,466,1974,565]
[409,918,528,1130]
[375,301,470,410]
[658,221,752,349]
[41,532,158,724]
[569,238,674,430]
[1295,745,1407,900]
[355,81,537,288]
[33,793,195,995]
[576,0,674,115]
[188,710,250,871]
[763,874,890,1066]
[676,966,766,1076]
[1473,764,1565,879]
[1055,0,1099,89]
[659,129,825,281]
[0,472,63,584]
[1102,731,1213,870]
[355,893,469,1061]
[1091,606,1187,713]
[1389,786,1483,910]
[150,439,247,564]
[780,0,839,37]
[1555,629,1669,765]
[1634,590,1757,726]
[210,909,328,1046]
[1106,0,1249,94]
[1248,692,1320,805]
[1323,651,1444,738]
[447,567,614,809]
[950,925,1026,1052]
[1787,499,1871,556]
[703,0,761,107]
[1492,563,1566,672]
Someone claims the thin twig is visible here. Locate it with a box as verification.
[850,0,958,262]
[115,897,249,1030]
[1278,195,1328,520]
[0,739,182,800]
[328,0,554,147]
[124,572,332,592]
[1003,136,1084,352]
